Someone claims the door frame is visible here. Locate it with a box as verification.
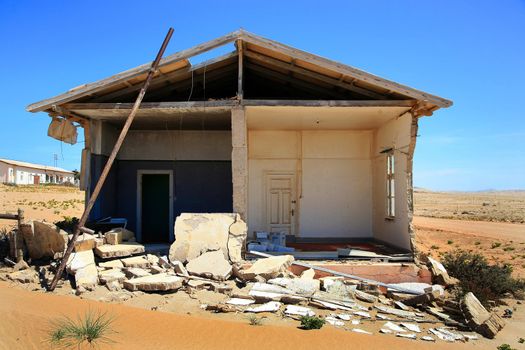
[136,170,174,243]
[263,171,297,236]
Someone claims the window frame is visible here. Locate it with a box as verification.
[386,151,395,219]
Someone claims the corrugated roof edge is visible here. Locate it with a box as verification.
[0,159,73,174]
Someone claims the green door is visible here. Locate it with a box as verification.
[141,173,170,243]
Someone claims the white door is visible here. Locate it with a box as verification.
[265,173,296,235]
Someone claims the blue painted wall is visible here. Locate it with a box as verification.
[89,155,233,240]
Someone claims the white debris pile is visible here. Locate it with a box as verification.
[0,213,509,343]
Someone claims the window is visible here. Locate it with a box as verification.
[386,152,395,218]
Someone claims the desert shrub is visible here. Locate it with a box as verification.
[54,216,79,233]
[47,310,116,349]
[442,250,525,307]
[300,315,325,330]
[497,344,516,350]
[247,315,263,326]
[491,242,502,249]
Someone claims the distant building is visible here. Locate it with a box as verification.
[0,158,75,185]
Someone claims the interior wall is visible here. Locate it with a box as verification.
[372,113,412,251]
[248,129,373,239]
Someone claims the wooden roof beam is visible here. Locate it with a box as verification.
[245,50,386,100]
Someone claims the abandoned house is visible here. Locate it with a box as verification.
[26,30,452,256]
[0,158,75,185]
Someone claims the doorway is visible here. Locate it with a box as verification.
[265,172,296,235]
[137,170,174,243]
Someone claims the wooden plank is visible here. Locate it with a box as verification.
[27,30,242,113]
[238,30,452,108]
[245,50,386,99]
[241,99,416,107]
[96,51,237,102]
[236,39,244,99]
[246,62,350,99]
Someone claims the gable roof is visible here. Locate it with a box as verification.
[26,29,452,113]
[0,159,73,174]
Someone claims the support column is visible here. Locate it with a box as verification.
[407,113,419,261]
[231,107,248,220]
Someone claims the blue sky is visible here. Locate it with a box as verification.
[0,0,524,191]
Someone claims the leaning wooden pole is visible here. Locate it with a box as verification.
[48,28,174,291]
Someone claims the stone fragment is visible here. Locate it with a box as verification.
[401,323,421,333]
[95,243,145,258]
[461,292,505,338]
[169,213,247,264]
[71,233,97,252]
[421,336,435,342]
[428,328,456,342]
[323,280,356,299]
[149,265,165,274]
[379,329,392,334]
[121,256,150,268]
[99,268,126,284]
[325,316,344,326]
[319,276,344,290]
[8,269,38,283]
[105,228,135,245]
[351,320,360,325]
[123,273,184,292]
[66,250,98,290]
[427,257,457,286]
[242,255,294,280]
[171,260,189,277]
[352,328,372,335]
[267,277,319,296]
[396,333,416,339]
[12,259,30,272]
[299,268,316,279]
[203,304,236,313]
[226,298,255,306]
[146,254,159,265]
[227,218,247,264]
[245,301,281,313]
[383,322,404,332]
[394,301,410,310]
[374,305,416,318]
[124,267,151,278]
[98,259,124,269]
[284,305,315,317]
[19,221,67,259]
[337,314,352,321]
[354,311,371,318]
[105,280,121,292]
[158,256,171,268]
[186,250,232,281]
[355,289,377,303]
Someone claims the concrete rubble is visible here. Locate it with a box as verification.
[1,214,513,344]
[19,221,67,259]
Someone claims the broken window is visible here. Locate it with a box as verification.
[386,152,395,218]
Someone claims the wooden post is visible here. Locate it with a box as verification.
[47,28,174,292]
[236,39,243,100]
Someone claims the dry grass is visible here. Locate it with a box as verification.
[414,189,525,224]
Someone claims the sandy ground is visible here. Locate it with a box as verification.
[0,281,523,350]
[414,216,525,277]
[0,184,84,230]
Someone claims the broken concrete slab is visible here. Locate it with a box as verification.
[121,256,150,268]
[226,298,255,306]
[186,250,232,281]
[66,250,99,290]
[105,227,135,245]
[95,243,145,259]
[284,305,315,317]
[169,213,247,264]
[171,260,189,277]
[299,268,315,279]
[105,280,121,292]
[123,267,151,279]
[396,333,416,339]
[8,269,38,284]
[267,277,319,297]
[245,301,281,313]
[400,323,421,333]
[427,257,457,286]
[123,273,184,292]
[374,305,416,318]
[355,289,377,303]
[71,233,97,252]
[242,255,294,280]
[461,292,505,338]
[98,259,124,269]
[12,259,30,272]
[325,316,344,326]
[382,321,404,332]
[19,221,67,260]
[98,268,126,284]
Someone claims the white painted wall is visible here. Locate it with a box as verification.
[0,162,74,185]
[372,113,412,250]
[248,130,373,238]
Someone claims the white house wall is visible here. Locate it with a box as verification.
[248,129,373,239]
[0,162,74,185]
[372,112,412,250]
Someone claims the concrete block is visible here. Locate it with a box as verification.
[95,243,145,258]
[186,250,232,281]
[123,273,184,292]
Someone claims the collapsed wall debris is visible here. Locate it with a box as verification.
[0,211,511,343]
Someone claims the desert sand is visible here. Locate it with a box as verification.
[1,281,523,350]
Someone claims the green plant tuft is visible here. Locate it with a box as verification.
[497,344,516,350]
[47,310,116,349]
[300,315,325,330]
[442,250,525,308]
[247,315,263,326]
